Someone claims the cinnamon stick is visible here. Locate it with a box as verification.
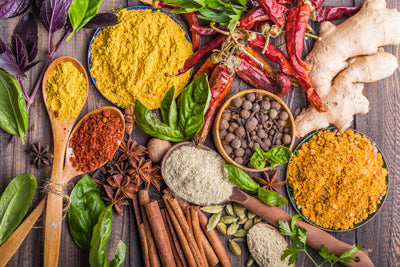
[164,209,189,267]
[161,209,184,267]
[133,194,150,267]
[200,231,219,266]
[145,201,176,267]
[190,207,207,267]
[198,210,231,267]
[186,206,193,232]
[139,190,161,267]
[163,195,197,267]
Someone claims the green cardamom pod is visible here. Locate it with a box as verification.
[246,255,255,266]
[254,216,262,224]
[227,223,239,235]
[201,205,224,214]
[244,218,254,230]
[206,211,222,231]
[225,204,235,217]
[228,240,242,255]
[216,222,227,235]
[232,237,246,243]
[220,216,239,224]
[233,229,248,237]
[233,203,246,219]
[247,211,257,219]
[238,217,247,224]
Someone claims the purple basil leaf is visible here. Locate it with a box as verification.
[83,13,119,29]
[0,38,10,54]
[24,60,40,71]
[0,0,30,19]
[40,0,67,33]
[12,12,38,63]
[0,52,25,77]
[11,35,28,71]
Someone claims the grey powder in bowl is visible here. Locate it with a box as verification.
[163,146,235,205]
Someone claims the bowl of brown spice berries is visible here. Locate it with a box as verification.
[213,89,295,172]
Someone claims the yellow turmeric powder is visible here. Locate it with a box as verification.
[46,62,87,120]
[90,8,193,109]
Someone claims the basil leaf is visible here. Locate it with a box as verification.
[40,0,68,34]
[256,187,288,207]
[161,86,178,130]
[224,164,259,192]
[0,0,30,19]
[265,146,292,169]
[83,12,119,29]
[134,99,185,142]
[178,74,211,139]
[67,0,103,41]
[0,69,28,144]
[0,173,37,245]
[12,12,38,65]
[250,147,267,169]
[109,240,127,267]
[68,175,105,251]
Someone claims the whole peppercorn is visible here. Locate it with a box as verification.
[283,134,292,145]
[222,111,231,120]
[242,100,253,110]
[234,148,245,157]
[271,101,281,110]
[220,129,227,139]
[279,111,289,120]
[246,92,256,101]
[284,127,290,134]
[231,139,242,149]
[220,119,229,130]
[235,126,246,138]
[252,103,260,112]
[234,157,244,165]
[225,133,235,143]
[241,139,248,149]
[278,119,286,127]
[269,109,278,119]
[260,101,270,111]
[245,117,258,131]
[223,145,233,155]
[240,109,251,119]
[232,97,243,108]
[257,129,267,139]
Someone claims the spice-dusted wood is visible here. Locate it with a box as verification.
[0,0,399,267]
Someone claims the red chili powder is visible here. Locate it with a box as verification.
[69,110,122,172]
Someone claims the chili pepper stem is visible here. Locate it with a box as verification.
[304,32,321,40]
[306,24,317,35]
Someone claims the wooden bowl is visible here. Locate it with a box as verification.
[213,89,295,172]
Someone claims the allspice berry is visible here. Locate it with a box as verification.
[246,92,256,101]
[252,103,260,112]
[232,97,243,107]
[269,109,278,119]
[260,100,270,111]
[283,134,292,145]
[242,100,253,110]
[231,139,242,149]
[225,133,235,143]
[271,101,281,110]
[223,145,233,155]
[220,119,229,130]
[219,129,227,139]
[279,111,289,120]
[222,112,231,120]
[240,109,251,119]
[234,157,244,165]
[235,126,246,138]
[245,117,258,131]
[234,148,245,157]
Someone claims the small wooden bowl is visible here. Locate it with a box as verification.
[213,89,295,172]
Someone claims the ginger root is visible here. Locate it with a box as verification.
[295,0,400,137]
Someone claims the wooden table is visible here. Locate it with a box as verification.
[1,0,399,266]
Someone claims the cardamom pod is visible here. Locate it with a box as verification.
[246,256,255,266]
[244,218,254,230]
[254,216,262,224]
[238,217,247,224]
[228,240,241,255]
[233,203,246,219]
[225,204,235,217]
[216,222,227,235]
[232,237,246,242]
[233,229,248,237]
[226,223,239,235]
[220,216,239,224]
[201,205,224,214]
[247,211,257,219]
[206,211,222,231]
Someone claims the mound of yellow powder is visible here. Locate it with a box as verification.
[90,9,193,109]
[46,62,87,120]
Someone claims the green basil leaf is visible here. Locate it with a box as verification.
[224,164,259,192]
[0,173,36,245]
[134,99,185,142]
[67,0,103,41]
[256,187,288,207]
[265,146,292,169]
[68,175,105,251]
[161,86,178,130]
[0,69,28,144]
[178,74,211,139]
[109,240,127,267]
[250,147,267,169]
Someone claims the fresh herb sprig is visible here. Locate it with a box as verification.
[163,0,247,29]
[250,146,293,169]
[279,215,362,266]
[224,164,288,207]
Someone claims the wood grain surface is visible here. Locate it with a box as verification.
[0,0,399,266]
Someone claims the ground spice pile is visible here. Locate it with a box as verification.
[90,8,192,109]
[69,110,123,172]
[287,129,387,230]
[46,62,86,119]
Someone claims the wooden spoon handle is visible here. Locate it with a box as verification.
[229,187,374,267]
[0,197,46,267]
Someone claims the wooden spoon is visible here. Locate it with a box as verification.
[41,56,89,267]
[161,142,374,267]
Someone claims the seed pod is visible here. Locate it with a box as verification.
[253,216,262,224]
[247,211,256,219]
[216,222,227,235]
[238,217,248,224]
[232,237,246,243]
[227,223,240,235]
[206,211,222,231]
[233,203,246,219]
[201,205,224,214]
[233,229,248,237]
[228,240,242,255]
[244,218,254,230]
[246,256,255,266]
[225,204,235,216]
[220,215,239,224]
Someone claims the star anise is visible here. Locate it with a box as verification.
[118,138,147,162]
[102,174,137,215]
[128,157,163,191]
[111,161,132,176]
[253,170,286,194]
[28,143,53,169]
[124,105,136,136]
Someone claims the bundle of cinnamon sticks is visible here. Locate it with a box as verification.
[133,190,231,267]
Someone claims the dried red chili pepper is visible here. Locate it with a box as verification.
[194,62,234,146]
[258,0,286,27]
[193,56,216,79]
[240,7,270,29]
[310,0,325,8]
[172,35,226,76]
[277,0,295,4]
[314,6,361,22]
[190,25,227,36]
[181,12,201,51]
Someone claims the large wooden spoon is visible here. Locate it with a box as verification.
[161,142,374,267]
[42,56,89,267]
